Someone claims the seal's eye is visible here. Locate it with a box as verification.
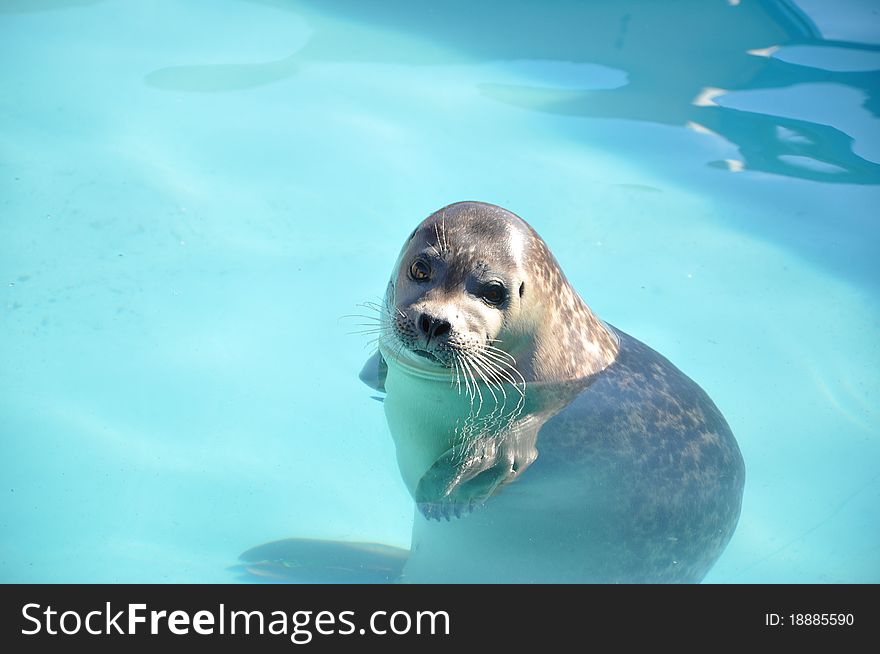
[409,259,431,282]
[480,282,506,306]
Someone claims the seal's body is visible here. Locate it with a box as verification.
[240,201,745,584]
[396,328,743,583]
[375,201,744,583]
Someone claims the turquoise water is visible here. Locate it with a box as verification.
[1,0,878,583]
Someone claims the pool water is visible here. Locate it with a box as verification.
[1,0,878,583]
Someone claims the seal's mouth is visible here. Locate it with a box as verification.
[411,348,442,364]
[383,317,452,373]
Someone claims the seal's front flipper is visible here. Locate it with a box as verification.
[359,351,387,394]
[415,422,542,520]
[238,538,408,583]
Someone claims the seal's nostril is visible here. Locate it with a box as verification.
[418,314,451,342]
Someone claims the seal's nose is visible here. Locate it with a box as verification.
[418,313,451,345]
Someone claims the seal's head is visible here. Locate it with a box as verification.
[381,201,618,385]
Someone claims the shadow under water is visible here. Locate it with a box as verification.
[238,538,408,583]
[212,0,880,185]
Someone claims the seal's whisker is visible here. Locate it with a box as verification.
[467,352,507,418]
[459,355,483,410]
[381,332,408,364]
[476,357,509,394]
[440,213,450,254]
[447,353,458,390]
[480,355,523,383]
[347,308,386,317]
[469,352,507,390]
[357,300,393,317]
[469,355,510,416]
[432,222,445,258]
[483,351,517,370]
[473,354,522,411]
[347,328,388,336]
[481,349,526,388]
[467,354,500,406]
[355,305,381,315]
[456,351,473,401]
[475,348,514,374]
[460,356,478,406]
[473,353,518,391]
[451,355,463,394]
[482,346,525,376]
[347,323,390,329]
[484,344,519,364]
[473,355,526,421]
[348,303,394,337]
[341,315,385,323]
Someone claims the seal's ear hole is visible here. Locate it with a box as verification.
[407,228,418,242]
[519,282,525,298]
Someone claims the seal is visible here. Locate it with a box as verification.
[240,201,745,583]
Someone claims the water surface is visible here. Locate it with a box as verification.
[1,0,878,582]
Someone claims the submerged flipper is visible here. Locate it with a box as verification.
[238,538,408,583]
[415,416,542,521]
[359,351,387,394]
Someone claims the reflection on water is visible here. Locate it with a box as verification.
[222,0,879,184]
